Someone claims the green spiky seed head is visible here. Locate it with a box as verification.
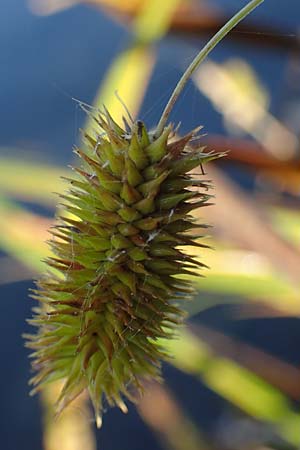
[26,110,219,426]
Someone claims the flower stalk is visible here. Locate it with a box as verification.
[156,0,264,137]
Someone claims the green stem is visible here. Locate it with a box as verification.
[155,0,264,136]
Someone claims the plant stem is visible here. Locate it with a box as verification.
[155,0,264,136]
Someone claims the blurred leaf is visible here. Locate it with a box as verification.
[0,195,49,271]
[166,328,300,446]
[85,0,181,134]
[269,207,300,246]
[42,383,96,450]
[29,0,145,16]
[197,271,297,302]
[132,0,183,44]
[202,166,300,287]
[0,156,69,205]
[193,60,298,160]
[204,135,300,196]
[192,324,300,400]
[189,274,300,316]
[86,46,155,136]
[138,383,215,450]
[181,243,300,316]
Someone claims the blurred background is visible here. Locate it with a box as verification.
[1,0,300,449]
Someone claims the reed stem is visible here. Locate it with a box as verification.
[155,0,264,136]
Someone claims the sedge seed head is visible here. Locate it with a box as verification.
[26,109,220,425]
